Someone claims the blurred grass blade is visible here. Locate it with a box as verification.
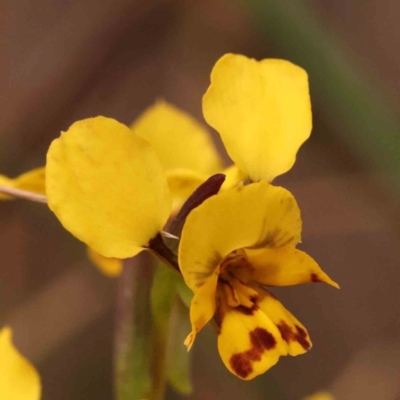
[248,0,400,193]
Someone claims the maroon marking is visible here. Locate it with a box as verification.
[230,353,254,379]
[295,325,311,350]
[251,328,277,351]
[277,321,292,342]
[277,321,311,350]
[236,304,258,316]
[311,273,322,283]
[229,328,277,379]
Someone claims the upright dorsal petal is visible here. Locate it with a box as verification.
[203,54,312,182]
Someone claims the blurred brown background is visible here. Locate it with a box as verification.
[1,0,400,399]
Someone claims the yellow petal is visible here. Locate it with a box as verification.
[0,175,14,200]
[203,54,312,182]
[131,100,222,175]
[86,247,122,277]
[221,164,246,190]
[217,300,287,380]
[304,392,335,400]
[184,268,219,350]
[46,117,171,258]
[14,168,46,195]
[256,288,312,356]
[0,327,41,400]
[179,182,301,291]
[0,168,46,200]
[165,169,207,215]
[244,246,339,288]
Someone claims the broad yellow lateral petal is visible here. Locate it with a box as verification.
[217,302,287,380]
[86,247,122,277]
[245,247,339,288]
[179,182,301,291]
[203,54,312,182]
[46,117,171,258]
[0,168,46,200]
[185,268,219,350]
[132,100,222,175]
[256,288,312,356]
[165,169,206,215]
[0,327,41,400]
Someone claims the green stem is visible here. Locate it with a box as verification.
[114,254,154,400]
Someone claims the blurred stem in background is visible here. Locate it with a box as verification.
[247,0,400,195]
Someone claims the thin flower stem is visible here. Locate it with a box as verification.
[115,254,172,400]
[114,255,155,400]
[0,185,47,204]
[147,233,180,273]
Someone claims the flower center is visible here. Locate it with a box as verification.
[218,249,258,309]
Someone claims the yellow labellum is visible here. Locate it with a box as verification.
[217,299,288,380]
[0,327,41,400]
[255,288,312,356]
[46,117,171,258]
[203,54,312,182]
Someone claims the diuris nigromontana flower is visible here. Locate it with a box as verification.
[178,54,338,380]
[0,327,41,400]
[179,183,338,380]
[0,101,223,276]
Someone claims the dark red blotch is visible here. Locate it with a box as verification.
[277,321,311,350]
[229,328,277,379]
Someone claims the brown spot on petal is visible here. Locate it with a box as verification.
[229,328,277,379]
[251,328,277,351]
[277,321,311,350]
[311,273,322,283]
[295,325,311,350]
[230,353,253,378]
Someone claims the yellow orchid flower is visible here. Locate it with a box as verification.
[179,182,338,380]
[203,54,312,183]
[45,103,226,262]
[0,327,41,400]
[0,101,224,275]
[176,54,334,381]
